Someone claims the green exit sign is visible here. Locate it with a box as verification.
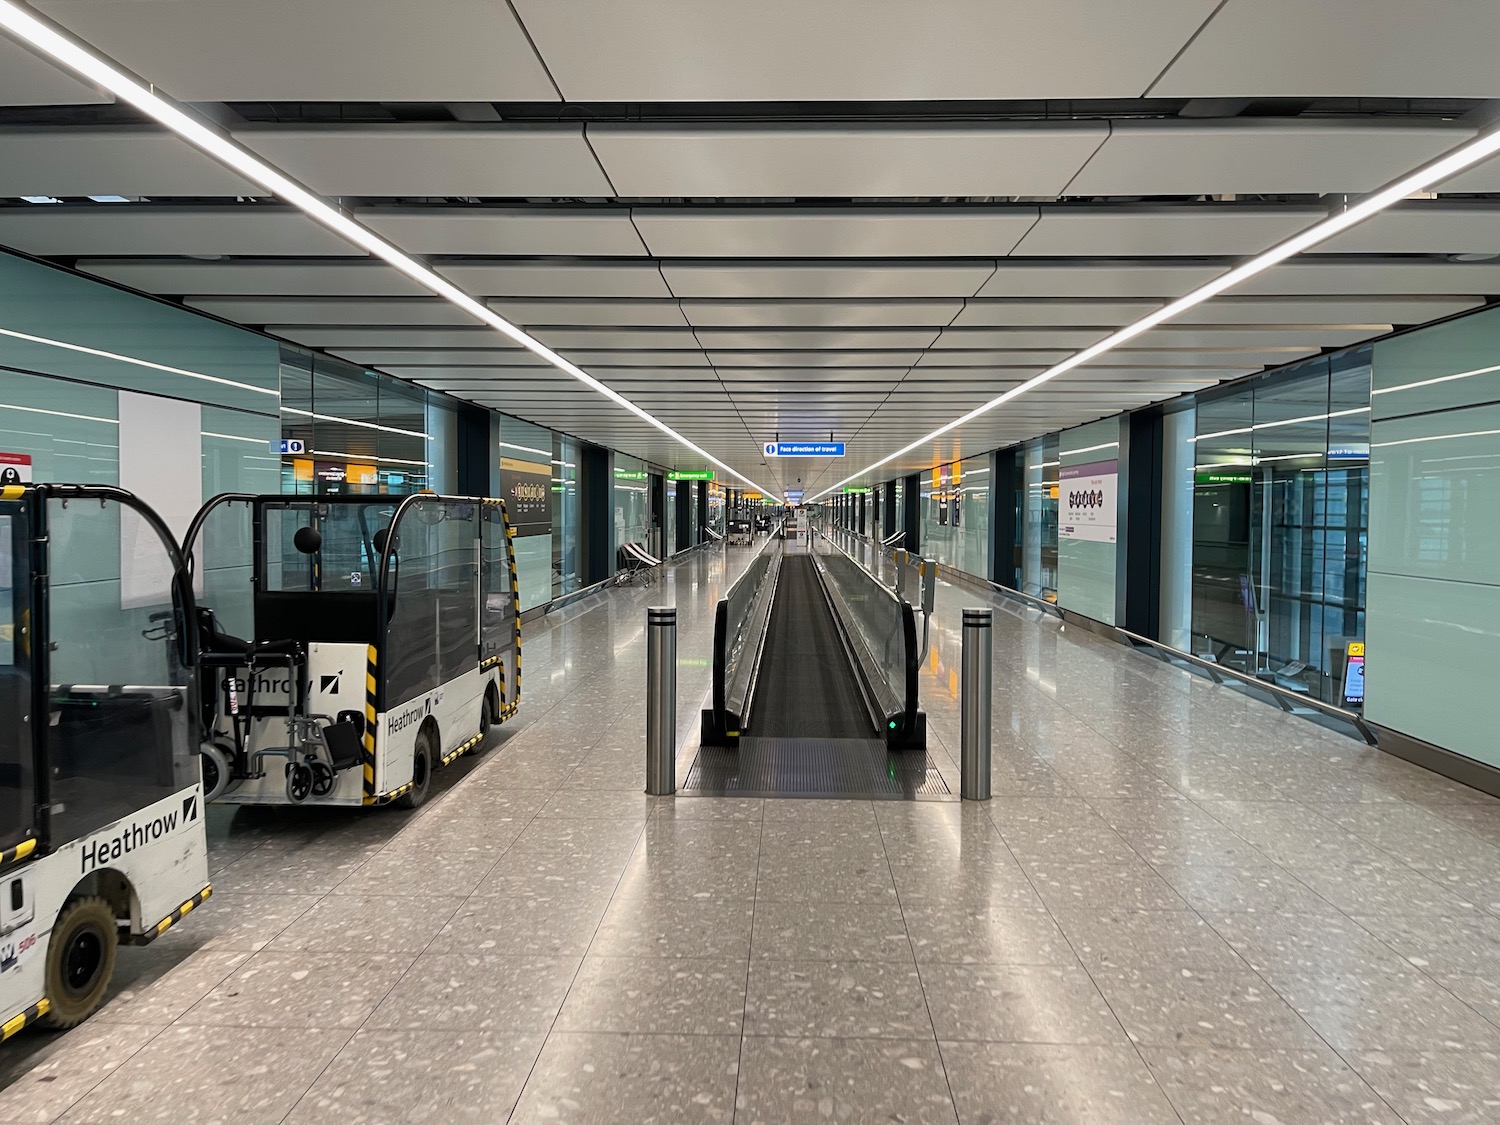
[668,470,715,481]
[1196,471,1252,485]
[843,487,865,493]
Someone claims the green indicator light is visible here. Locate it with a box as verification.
[888,720,897,730]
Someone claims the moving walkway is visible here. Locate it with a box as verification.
[694,521,937,798]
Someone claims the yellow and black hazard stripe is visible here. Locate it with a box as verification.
[0,484,24,502]
[505,499,522,714]
[0,837,37,873]
[134,885,213,946]
[440,729,484,767]
[361,645,379,806]
[375,781,412,805]
[1,999,49,1042]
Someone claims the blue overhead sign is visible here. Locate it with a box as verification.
[275,439,305,454]
[763,441,845,457]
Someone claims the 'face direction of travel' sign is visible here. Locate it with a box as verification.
[764,441,844,457]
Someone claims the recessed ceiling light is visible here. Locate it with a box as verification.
[0,1,774,500]
[87,194,131,203]
[19,195,62,204]
[1448,251,1500,262]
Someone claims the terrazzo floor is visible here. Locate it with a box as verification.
[2,538,1499,1124]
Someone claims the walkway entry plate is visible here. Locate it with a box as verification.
[682,737,949,800]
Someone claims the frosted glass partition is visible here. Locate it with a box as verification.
[1159,406,1196,651]
[1057,418,1120,624]
[919,458,989,579]
[1366,306,1500,767]
[499,415,555,611]
[613,453,650,567]
[0,370,118,485]
[0,250,278,412]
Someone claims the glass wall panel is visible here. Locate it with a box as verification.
[553,435,580,596]
[1159,405,1196,651]
[1366,305,1500,766]
[0,371,118,486]
[1057,418,1120,623]
[920,458,989,579]
[498,416,554,612]
[613,453,650,568]
[1022,435,1059,600]
[665,481,678,555]
[1190,351,1369,702]
[0,249,279,413]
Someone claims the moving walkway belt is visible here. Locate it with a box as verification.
[747,555,874,739]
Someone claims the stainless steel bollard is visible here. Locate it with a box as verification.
[645,606,678,795]
[960,607,993,801]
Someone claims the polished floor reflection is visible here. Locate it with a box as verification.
[2,543,1499,1124]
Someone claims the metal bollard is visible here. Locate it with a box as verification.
[645,606,678,795]
[960,607,993,801]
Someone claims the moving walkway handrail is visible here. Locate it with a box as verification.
[705,521,784,741]
[814,531,922,746]
[969,573,1376,744]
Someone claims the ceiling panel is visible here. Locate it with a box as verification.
[664,262,997,298]
[1314,203,1500,255]
[1012,205,1319,258]
[706,350,924,368]
[273,326,701,351]
[590,125,1106,198]
[357,208,647,257]
[440,263,672,298]
[934,328,1110,349]
[0,206,355,257]
[681,299,963,328]
[975,263,1223,299]
[1139,326,1384,349]
[0,36,108,105]
[916,346,1312,367]
[694,329,941,350]
[632,208,1040,258]
[1437,157,1500,194]
[488,299,689,327]
[512,0,1218,101]
[35,0,558,102]
[272,327,527,349]
[1066,120,1472,197]
[0,128,263,197]
[1168,296,1484,326]
[1237,261,1500,295]
[238,125,611,198]
[187,298,479,326]
[1151,0,1500,99]
[951,300,1163,326]
[349,349,710,368]
[77,259,428,296]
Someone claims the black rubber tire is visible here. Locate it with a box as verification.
[41,897,118,1030]
[395,726,436,809]
[198,743,230,803]
[309,760,336,797]
[285,762,314,803]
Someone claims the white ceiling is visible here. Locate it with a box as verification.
[2,1,1500,496]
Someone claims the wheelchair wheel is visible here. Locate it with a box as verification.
[286,762,314,803]
[309,760,336,797]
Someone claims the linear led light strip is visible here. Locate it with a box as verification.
[0,325,277,397]
[281,406,428,440]
[806,129,1500,502]
[0,2,782,503]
